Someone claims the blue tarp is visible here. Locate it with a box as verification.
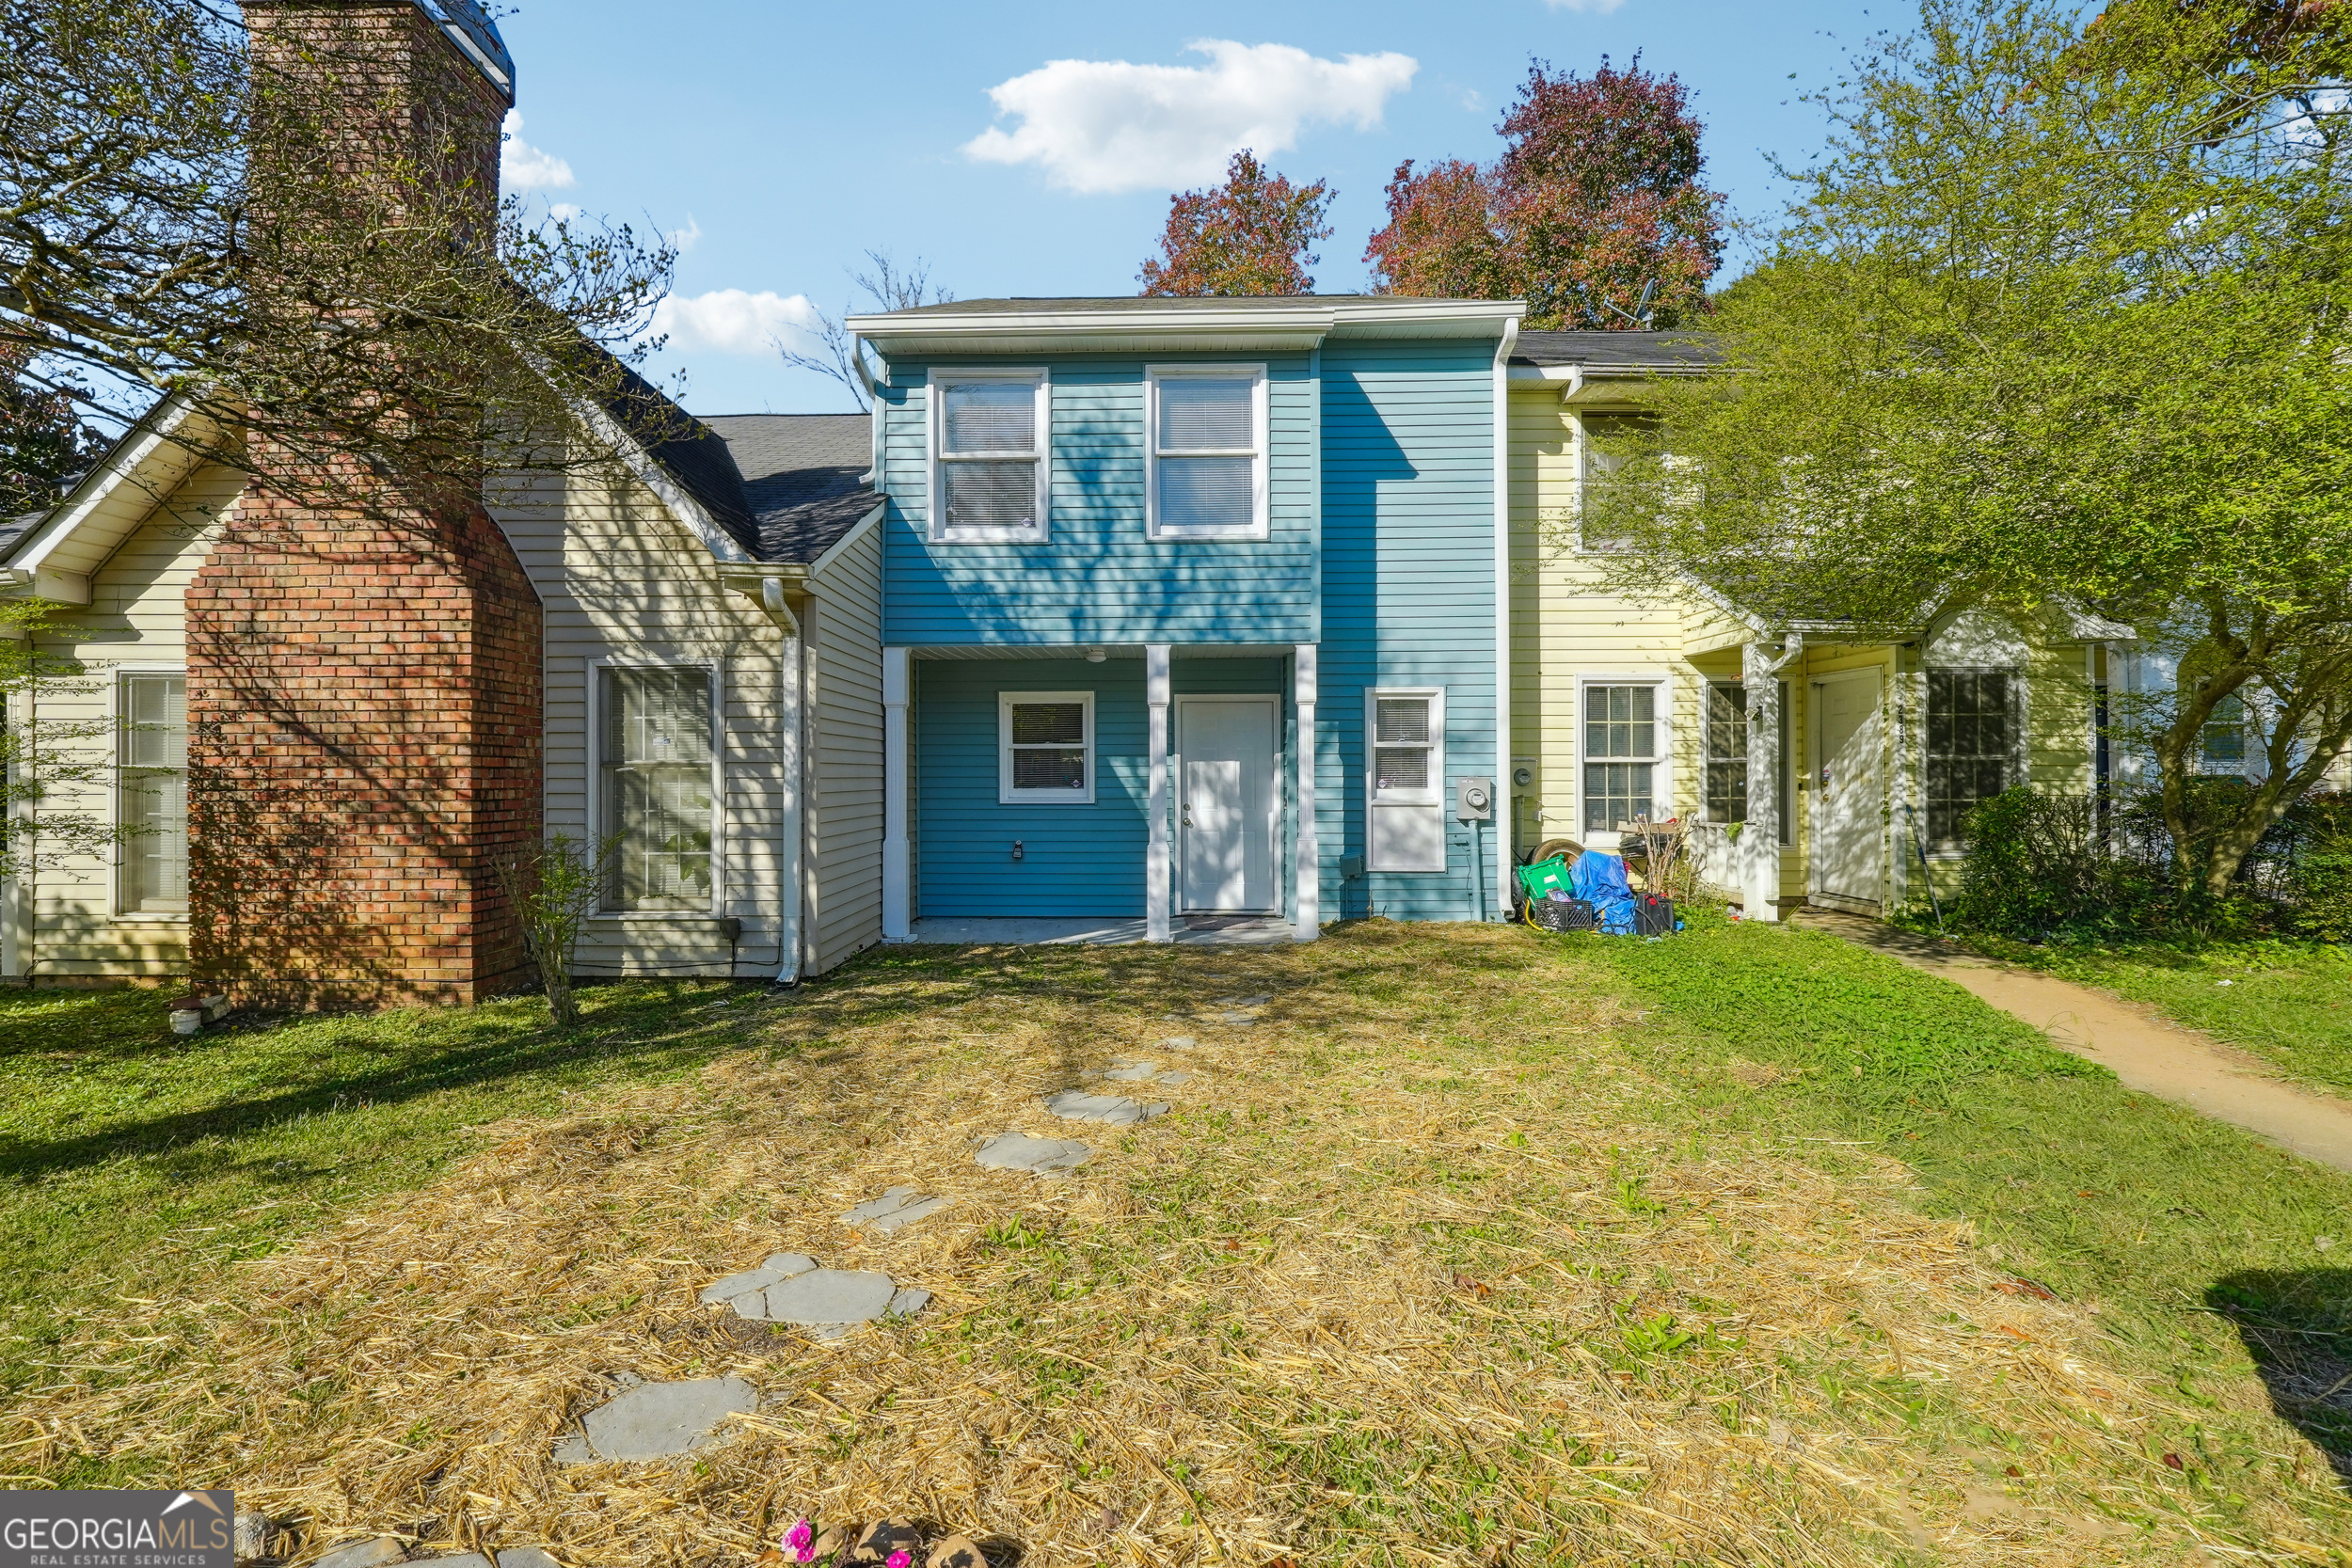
[1570,851,1638,935]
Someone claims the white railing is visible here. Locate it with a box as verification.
[1685,820,1740,900]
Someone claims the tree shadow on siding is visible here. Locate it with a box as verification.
[2208,1267,2352,1487]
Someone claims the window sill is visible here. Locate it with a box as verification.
[589,911,731,923]
[999,795,1097,807]
[930,529,1047,546]
[111,911,189,924]
[1148,527,1270,543]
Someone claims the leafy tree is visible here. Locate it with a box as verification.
[1138,150,1334,296]
[0,341,106,517]
[1579,0,2352,897]
[1,0,680,514]
[1365,57,1725,326]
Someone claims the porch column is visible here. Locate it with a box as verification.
[1146,644,1172,943]
[882,646,912,942]
[1294,644,1319,940]
[1741,640,1783,923]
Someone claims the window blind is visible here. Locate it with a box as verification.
[601,667,715,910]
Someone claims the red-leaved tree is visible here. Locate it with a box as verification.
[1139,150,1335,296]
[1366,57,1726,327]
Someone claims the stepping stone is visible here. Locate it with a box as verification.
[850,1521,924,1565]
[560,1374,757,1462]
[1212,1010,1258,1027]
[314,1543,405,1568]
[763,1268,899,1338]
[1043,1090,1169,1126]
[1213,994,1273,1007]
[1157,1035,1198,1051]
[1155,1069,1194,1085]
[1100,1060,1158,1082]
[975,1131,1093,1175]
[841,1186,948,1234]
[887,1287,931,1317]
[493,1553,563,1568]
[419,1556,492,1568]
[698,1253,816,1310]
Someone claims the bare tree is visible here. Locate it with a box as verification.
[781,249,953,411]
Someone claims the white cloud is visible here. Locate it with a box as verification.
[501,109,575,191]
[962,40,1418,195]
[668,215,704,254]
[1545,0,1627,11]
[650,289,818,356]
[548,202,581,223]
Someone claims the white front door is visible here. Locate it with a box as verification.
[1179,696,1279,912]
[1813,671,1885,906]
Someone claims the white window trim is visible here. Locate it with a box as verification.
[112,663,188,921]
[1577,673,1673,839]
[928,367,1051,544]
[999,689,1096,805]
[589,657,725,917]
[1922,664,2026,855]
[1144,363,1269,541]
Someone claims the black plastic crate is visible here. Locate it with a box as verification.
[1529,895,1598,933]
[1634,895,1677,937]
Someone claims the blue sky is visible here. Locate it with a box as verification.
[493,0,1887,415]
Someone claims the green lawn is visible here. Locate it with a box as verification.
[1963,936,2352,1098]
[0,978,771,1397]
[1587,912,2352,1507]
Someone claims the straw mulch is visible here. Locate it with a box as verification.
[5,924,2328,1565]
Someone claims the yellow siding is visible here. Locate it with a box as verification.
[12,465,239,981]
[807,514,883,974]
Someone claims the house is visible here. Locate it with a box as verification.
[849,294,1523,940]
[0,0,884,998]
[1503,329,2134,919]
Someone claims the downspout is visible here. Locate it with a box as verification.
[759,578,805,985]
[851,334,884,487]
[1491,314,1520,918]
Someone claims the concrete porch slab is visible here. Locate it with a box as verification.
[897,916,1301,946]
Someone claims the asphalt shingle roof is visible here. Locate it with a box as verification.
[1512,328,1722,371]
[701,414,878,565]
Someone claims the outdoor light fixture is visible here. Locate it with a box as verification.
[1085,647,1106,663]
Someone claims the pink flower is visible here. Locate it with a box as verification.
[783,1521,813,1552]
[887,1555,912,1568]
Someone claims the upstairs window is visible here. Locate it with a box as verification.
[119,673,187,913]
[1926,671,2014,849]
[931,371,1048,542]
[1000,691,1094,803]
[601,666,716,911]
[1148,366,1267,539]
[1583,683,1662,833]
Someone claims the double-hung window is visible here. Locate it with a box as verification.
[1000,691,1094,804]
[601,666,716,911]
[1583,683,1663,833]
[1925,671,2015,849]
[1367,688,1445,872]
[1704,681,1792,844]
[1147,366,1267,539]
[930,370,1048,542]
[2200,691,2249,774]
[119,673,187,913]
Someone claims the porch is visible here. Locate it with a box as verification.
[880,642,1324,943]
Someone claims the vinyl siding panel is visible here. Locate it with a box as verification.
[808,515,884,973]
[1317,339,1500,924]
[882,355,1318,646]
[496,464,791,979]
[11,465,237,980]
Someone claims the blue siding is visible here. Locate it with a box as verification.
[881,355,1318,646]
[1312,338,1500,924]
[915,657,1148,917]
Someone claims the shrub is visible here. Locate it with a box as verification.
[2288,793,2352,942]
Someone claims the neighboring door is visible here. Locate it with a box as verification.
[1179,696,1279,912]
[1812,671,1885,907]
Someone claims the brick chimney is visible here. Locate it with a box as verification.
[188,1,541,1006]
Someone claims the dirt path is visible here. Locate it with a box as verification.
[1796,911,2352,1174]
